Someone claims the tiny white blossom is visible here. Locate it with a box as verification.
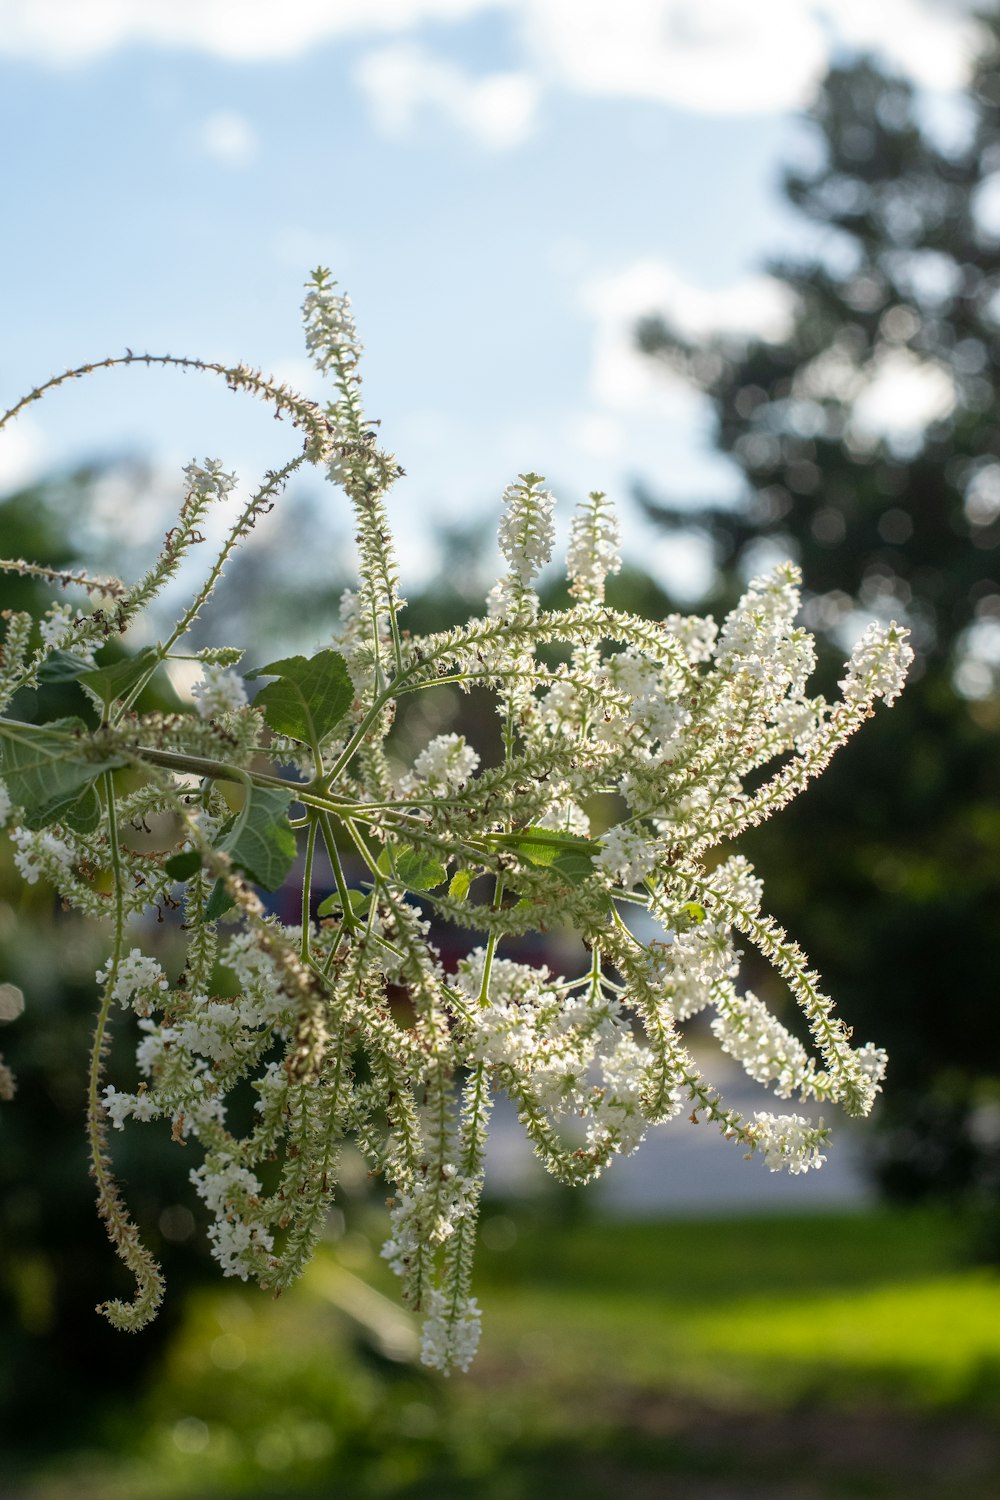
[11,827,74,886]
[182,457,238,501]
[96,949,168,1015]
[102,1085,160,1131]
[497,473,556,587]
[39,602,79,651]
[749,1111,829,1174]
[597,824,659,888]
[410,734,479,791]
[840,621,913,706]
[567,490,621,599]
[419,1289,482,1375]
[192,663,248,719]
[302,276,363,376]
[854,1041,889,1085]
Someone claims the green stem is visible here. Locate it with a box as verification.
[319,812,357,933]
[111,454,310,723]
[300,815,318,961]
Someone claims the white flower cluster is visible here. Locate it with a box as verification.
[712,990,813,1098]
[840,620,913,705]
[39,602,86,652]
[190,1159,275,1280]
[596,823,659,888]
[747,1111,829,1174]
[497,473,556,588]
[102,1083,161,1130]
[419,1288,482,1375]
[0,274,912,1370]
[11,827,74,886]
[302,278,362,376]
[181,457,238,503]
[399,733,480,797]
[97,949,169,1015]
[456,952,660,1172]
[566,489,621,599]
[192,663,248,720]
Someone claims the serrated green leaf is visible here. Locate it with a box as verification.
[79,647,161,706]
[37,649,97,684]
[495,827,599,887]
[448,869,471,903]
[317,888,371,919]
[245,649,353,747]
[377,843,447,892]
[165,850,203,881]
[0,718,125,829]
[217,785,297,891]
[549,850,598,885]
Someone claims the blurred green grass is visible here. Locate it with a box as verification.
[15,1207,1000,1500]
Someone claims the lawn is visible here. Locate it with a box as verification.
[13,1207,1000,1500]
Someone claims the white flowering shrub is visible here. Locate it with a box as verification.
[0,272,913,1374]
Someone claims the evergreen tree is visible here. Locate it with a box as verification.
[636,39,1000,1224]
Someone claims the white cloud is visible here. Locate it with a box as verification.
[0,417,44,493]
[0,1,981,116]
[820,0,980,92]
[199,109,257,166]
[566,411,624,457]
[522,0,830,115]
[0,0,492,65]
[355,44,539,149]
[581,258,795,416]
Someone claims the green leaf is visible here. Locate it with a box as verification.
[204,879,235,923]
[245,650,353,747]
[548,849,598,886]
[37,649,97,684]
[217,785,297,891]
[79,647,161,706]
[164,850,203,881]
[317,888,371,919]
[377,843,447,892]
[448,869,472,903]
[59,783,102,834]
[0,717,124,829]
[494,827,599,888]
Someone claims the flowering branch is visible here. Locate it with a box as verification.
[0,271,912,1373]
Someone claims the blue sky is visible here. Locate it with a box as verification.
[0,0,980,601]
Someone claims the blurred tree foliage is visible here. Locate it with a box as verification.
[0,473,215,1452]
[635,39,1000,1225]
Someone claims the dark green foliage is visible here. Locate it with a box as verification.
[216,785,297,890]
[245,650,353,748]
[376,843,448,892]
[0,477,217,1448]
[78,647,163,708]
[0,718,124,828]
[636,40,1000,1212]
